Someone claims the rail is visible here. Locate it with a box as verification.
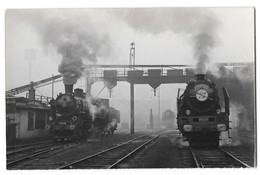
[190,147,252,168]
[7,144,64,169]
[58,131,165,169]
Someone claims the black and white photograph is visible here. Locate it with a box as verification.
[4,3,256,171]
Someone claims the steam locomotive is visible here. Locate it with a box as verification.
[177,74,230,147]
[48,84,120,141]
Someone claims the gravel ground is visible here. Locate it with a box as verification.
[221,131,256,167]
[116,130,194,168]
[7,136,51,147]
[17,131,148,169]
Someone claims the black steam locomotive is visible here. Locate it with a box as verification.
[48,85,120,141]
[177,74,230,147]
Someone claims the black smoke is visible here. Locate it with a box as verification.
[19,9,112,84]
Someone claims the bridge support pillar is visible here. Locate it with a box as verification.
[130,83,134,134]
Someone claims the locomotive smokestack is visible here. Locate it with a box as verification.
[196,74,205,80]
[64,84,73,94]
[74,88,84,98]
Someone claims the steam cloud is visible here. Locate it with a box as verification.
[115,8,220,73]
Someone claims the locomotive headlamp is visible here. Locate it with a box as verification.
[217,124,226,131]
[183,125,193,132]
[216,109,221,114]
[72,116,77,121]
[196,89,208,101]
[49,116,53,121]
[69,125,75,130]
[186,110,191,115]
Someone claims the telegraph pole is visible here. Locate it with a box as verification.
[158,86,161,128]
[51,74,54,99]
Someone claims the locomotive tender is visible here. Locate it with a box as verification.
[177,74,230,147]
[48,84,120,141]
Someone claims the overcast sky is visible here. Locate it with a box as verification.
[5,8,254,123]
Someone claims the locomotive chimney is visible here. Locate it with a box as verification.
[196,74,205,80]
[74,88,84,98]
[64,84,73,94]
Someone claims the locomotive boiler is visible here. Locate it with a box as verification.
[48,84,120,141]
[177,74,230,147]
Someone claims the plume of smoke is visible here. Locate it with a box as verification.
[20,9,112,84]
[85,97,110,121]
[209,64,255,144]
[175,137,189,148]
[85,68,99,95]
[82,96,110,140]
[115,8,220,73]
[220,132,241,146]
[194,33,216,73]
[211,65,254,131]
[220,103,246,146]
[84,96,97,120]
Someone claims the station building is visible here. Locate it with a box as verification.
[6,95,51,144]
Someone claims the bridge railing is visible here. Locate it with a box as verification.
[25,93,52,106]
[85,66,195,78]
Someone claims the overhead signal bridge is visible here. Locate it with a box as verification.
[84,62,252,96]
[85,64,197,96]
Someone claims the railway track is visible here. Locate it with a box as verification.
[7,140,53,152]
[190,147,252,168]
[7,141,56,156]
[7,139,89,169]
[58,132,164,169]
[7,143,64,169]
[115,130,130,134]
